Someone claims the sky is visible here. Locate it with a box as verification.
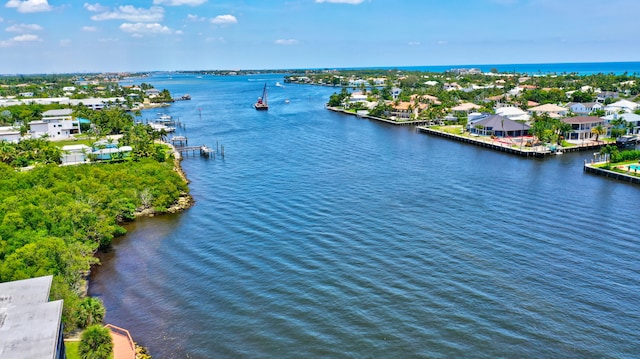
[1,0,640,74]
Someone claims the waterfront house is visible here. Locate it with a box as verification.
[567,102,604,115]
[388,101,427,120]
[468,115,530,137]
[145,88,161,97]
[602,113,640,135]
[527,103,568,118]
[560,116,605,142]
[391,87,402,100]
[349,91,368,103]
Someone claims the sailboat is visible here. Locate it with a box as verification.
[254,83,268,110]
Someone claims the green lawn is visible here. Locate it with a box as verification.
[52,139,93,148]
[65,341,80,359]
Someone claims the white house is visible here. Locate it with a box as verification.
[0,126,21,143]
[495,106,530,122]
[560,116,605,142]
[567,102,603,115]
[29,109,80,139]
[604,99,639,114]
[603,113,640,134]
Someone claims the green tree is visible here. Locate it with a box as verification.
[78,325,113,359]
[591,125,606,142]
[77,297,106,328]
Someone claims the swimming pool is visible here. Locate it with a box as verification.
[629,164,640,171]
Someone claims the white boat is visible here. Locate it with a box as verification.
[275,82,284,87]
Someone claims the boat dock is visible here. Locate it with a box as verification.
[170,136,224,159]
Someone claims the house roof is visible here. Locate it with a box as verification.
[603,113,640,122]
[528,103,567,113]
[496,106,527,116]
[474,115,530,131]
[451,102,481,111]
[42,108,72,117]
[606,99,638,110]
[561,116,604,124]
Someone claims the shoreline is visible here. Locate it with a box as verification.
[133,143,194,218]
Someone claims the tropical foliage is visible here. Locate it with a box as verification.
[78,325,113,359]
[0,158,188,333]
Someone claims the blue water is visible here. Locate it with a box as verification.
[329,61,640,75]
[90,72,640,358]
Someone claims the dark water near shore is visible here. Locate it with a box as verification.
[90,73,640,358]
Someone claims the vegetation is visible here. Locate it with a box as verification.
[78,325,113,359]
[65,341,81,359]
[0,158,188,334]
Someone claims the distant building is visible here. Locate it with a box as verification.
[0,275,66,359]
[0,126,21,143]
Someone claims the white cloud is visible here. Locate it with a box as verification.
[175,30,183,35]
[59,39,71,46]
[6,23,43,33]
[0,18,4,22]
[408,41,420,46]
[153,0,207,5]
[187,14,206,22]
[5,0,52,13]
[7,0,50,13]
[91,5,164,22]
[120,22,172,35]
[210,14,237,25]
[82,26,97,32]
[274,39,299,45]
[437,40,447,45]
[315,0,364,4]
[83,3,109,12]
[12,34,41,42]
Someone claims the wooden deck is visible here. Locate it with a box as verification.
[106,324,136,359]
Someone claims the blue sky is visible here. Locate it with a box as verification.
[1,0,640,74]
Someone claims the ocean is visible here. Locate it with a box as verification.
[89,70,640,358]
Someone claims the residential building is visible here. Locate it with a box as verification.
[560,116,605,142]
[29,108,80,139]
[566,102,604,115]
[604,99,639,114]
[0,126,21,143]
[468,114,530,137]
[596,91,619,102]
[495,106,530,122]
[387,101,427,120]
[527,103,568,118]
[0,275,66,359]
[451,102,481,116]
[603,113,640,134]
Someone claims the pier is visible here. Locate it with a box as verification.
[169,136,224,159]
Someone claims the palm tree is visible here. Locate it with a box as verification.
[77,297,106,328]
[78,325,113,359]
[591,125,606,142]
